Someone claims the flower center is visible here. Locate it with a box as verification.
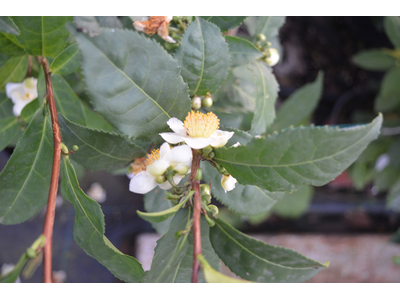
[145,149,161,166]
[183,111,219,138]
[130,157,146,175]
[22,92,32,101]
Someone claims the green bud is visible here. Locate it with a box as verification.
[72,145,79,152]
[202,96,213,108]
[205,214,215,227]
[207,205,219,219]
[201,194,212,204]
[164,42,173,50]
[192,96,202,110]
[174,163,189,176]
[256,33,266,42]
[195,168,202,181]
[155,175,165,184]
[208,152,215,159]
[201,145,213,157]
[26,248,36,259]
[60,143,69,155]
[200,184,211,196]
[175,229,186,239]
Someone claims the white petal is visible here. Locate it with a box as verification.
[146,159,169,177]
[221,175,237,193]
[5,83,22,98]
[210,130,235,148]
[158,181,172,190]
[167,117,186,136]
[159,142,171,158]
[163,36,176,43]
[159,132,185,144]
[182,136,215,149]
[13,102,25,117]
[164,144,192,168]
[129,172,157,194]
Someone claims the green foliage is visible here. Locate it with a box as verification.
[254,16,286,40]
[20,99,40,123]
[225,36,263,68]
[210,218,328,282]
[0,93,13,118]
[50,43,80,75]
[143,187,173,235]
[0,108,53,225]
[0,17,20,35]
[0,33,26,56]
[0,55,28,92]
[272,186,314,219]
[249,61,279,135]
[384,16,400,50]
[0,117,20,152]
[174,17,230,96]
[71,26,191,140]
[60,156,144,282]
[200,16,247,32]
[215,115,382,192]
[58,114,145,172]
[141,208,220,283]
[352,50,396,71]
[374,67,400,112]
[269,71,323,132]
[13,17,72,57]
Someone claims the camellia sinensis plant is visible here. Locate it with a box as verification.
[0,16,382,283]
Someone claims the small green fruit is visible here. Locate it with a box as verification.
[202,97,213,108]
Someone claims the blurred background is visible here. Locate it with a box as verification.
[1,16,400,283]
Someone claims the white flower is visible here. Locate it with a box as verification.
[129,142,192,194]
[6,77,38,117]
[221,174,237,193]
[160,111,234,149]
[265,48,280,67]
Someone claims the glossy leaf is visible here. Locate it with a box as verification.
[143,187,173,235]
[96,17,123,29]
[13,17,72,57]
[0,55,28,92]
[272,186,313,219]
[201,161,284,215]
[50,43,80,75]
[0,109,53,225]
[0,17,20,35]
[215,115,382,193]
[225,36,263,68]
[197,255,249,283]
[0,94,13,119]
[353,49,396,71]
[58,114,146,172]
[200,16,247,32]
[141,208,220,283]
[254,16,286,41]
[0,33,25,56]
[249,61,279,135]
[20,99,40,123]
[60,157,144,282]
[224,127,253,147]
[174,17,230,96]
[83,104,115,132]
[0,117,20,152]
[210,218,328,282]
[384,16,400,50]
[71,26,191,140]
[375,67,400,112]
[269,71,323,132]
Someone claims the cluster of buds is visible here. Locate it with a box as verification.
[191,94,213,110]
[255,33,280,67]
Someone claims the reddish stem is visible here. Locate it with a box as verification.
[40,58,62,283]
[190,151,202,283]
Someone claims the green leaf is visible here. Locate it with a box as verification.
[74,16,102,37]
[197,255,249,283]
[174,17,230,96]
[375,67,400,112]
[254,17,286,41]
[384,16,400,50]
[387,177,400,212]
[58,114,145,172]
[225,36,263,68]
[0,108,53,225]
[83,104,115,132]
[96,17,123,29]
[141,208,220,283]
[269,71,323,132]
[50,43,80,75]
[224,127,253,147]
[348,161,372,190]
[214,114,383,193]
[0,93,14,119]
[0,117,20,152]
[0,17,20,35]
[353,49,397,71]
[201,161,284,216]
[272,186,313,219]
[20,98,40,123]
[0,55,28,92]
[60,157,144,282]
[210,218,328,282]
[143,187,173,235]
[137,192,191,223]
[248,61,279,135]
[71,26,191,140]
[0,253,28,283]
[200,16,247,32]
[373,165,399,191]
[0,33,26,56]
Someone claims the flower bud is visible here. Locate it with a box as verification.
[221,174,237,193]
[201,145,213,156]
[173,163,188,176]
[207,205,219,218]
[60,143,69,155]
[202,194,212,204]
[256,33,266,42]
[147,160,169,177]
[155,175,166,184]
[264,48,280,67]
[26,248,36,259]
[23,77,37,89]
[202,96,213,108]
[192,96,202,110]
[72,145,79,152]
[200,184,211,196]
[195,168,202,181]
[205,214,215,227]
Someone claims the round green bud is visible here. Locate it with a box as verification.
[60,143,69,155]
[205,214,215,227]
[26,248,36,259]
[155,175,166,184]
[164,42,173,50]
[202,145,213,156]
[256,33,266,42]
[195,168,203,181]
[202,96,213,108]
[208,205,219,218]
[72,145,79,152]
[201,194,212,204]
[200,184,211,196]
[192,96,202,110]
[174,163,189,176]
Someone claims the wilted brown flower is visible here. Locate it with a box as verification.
[133,16,176,43]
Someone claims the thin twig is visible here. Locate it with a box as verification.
[40,58,62,283]
[190,150,202,283]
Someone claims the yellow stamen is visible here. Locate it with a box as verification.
[130,157,146,175]
[183,111,219,138]
[22,92,32,101]
[145,149,161,166]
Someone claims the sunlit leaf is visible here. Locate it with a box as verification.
[0,55,28,92]
[0,17,20,35]
[50,43,80,75]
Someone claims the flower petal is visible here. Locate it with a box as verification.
[163,144,192,168]
[221,174,237,193]
[210,130,235,148]
[159,142,171,158]
[12,102,26,117]
[182,136,215,149]
[167,117,187,136]
[5,83,22,98]
[147,159,169,177]
[129,171,157,194]
[159,132,185,144]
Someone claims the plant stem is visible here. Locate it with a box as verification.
[190,150,202,283]
[40,58,62,283]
